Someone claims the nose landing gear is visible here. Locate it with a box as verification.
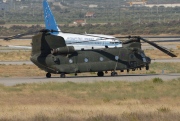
[146,65,149,70]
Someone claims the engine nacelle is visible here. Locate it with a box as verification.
[51,46,75,54]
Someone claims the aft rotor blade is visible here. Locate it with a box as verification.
[143,36,180,38]
[3,29,59,41]
[4,30,39,41]
[4,29,116,41]
[140,37,177,57]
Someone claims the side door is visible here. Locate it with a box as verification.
[129,52,137,68]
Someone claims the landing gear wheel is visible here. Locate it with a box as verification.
[60,73,66,78]
[111,72,117,76]
[46,73,51,78]
[146,65,149,70]
[97,71,104,77]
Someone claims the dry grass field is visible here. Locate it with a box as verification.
[145,49,180,59]
[177,45,180,49]
[0,39,31,46]
[0,79,180,121]
[0,65,44,77]
[0,51,31,61]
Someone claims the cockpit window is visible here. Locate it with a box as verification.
[141,53,145,57]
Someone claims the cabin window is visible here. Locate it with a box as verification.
[99,57,104,61]
[84,58,88,63]
[115,56,119,60]
[69,59,73,64]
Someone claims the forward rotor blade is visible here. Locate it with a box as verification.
[140,37,177,57]
[142,39,180,43]
[115,36,132,39]
[143,36,180,38]
[116,36,180,39]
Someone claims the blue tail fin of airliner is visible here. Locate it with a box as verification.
[43,0,60,34]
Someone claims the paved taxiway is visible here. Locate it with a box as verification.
[0,73,179,86]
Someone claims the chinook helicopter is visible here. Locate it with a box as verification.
[5,28,177,78]
[41,31,178,78]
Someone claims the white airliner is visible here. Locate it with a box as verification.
[6,0,122,50]
[43,0,122,50]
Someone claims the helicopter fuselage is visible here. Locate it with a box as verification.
[30,47,151,75]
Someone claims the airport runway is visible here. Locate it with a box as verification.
[0,73,179,86]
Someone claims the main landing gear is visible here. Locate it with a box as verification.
[46,73,51,78]
[46,73,66,78]
[97,71,104,77]
[111,72,118,76]
[60,73,66,78]
[97,71,118,77]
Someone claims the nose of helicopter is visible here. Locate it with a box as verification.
[146,56,151,64]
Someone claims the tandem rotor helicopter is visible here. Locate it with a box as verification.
[4,0,178,78]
